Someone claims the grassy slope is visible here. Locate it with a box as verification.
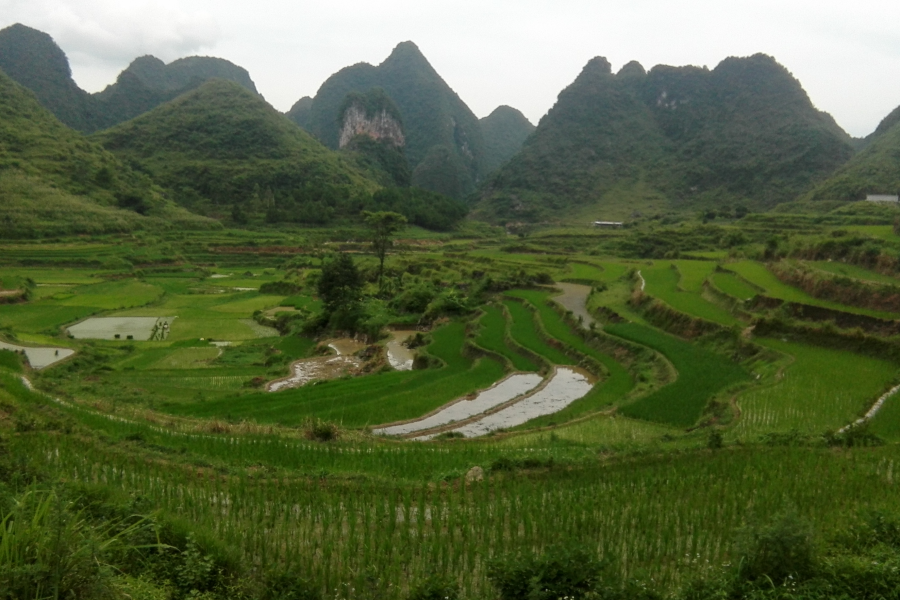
[0,70,216,237]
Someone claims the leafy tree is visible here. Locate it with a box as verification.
[317,253,363,330]
[363,210,407,291]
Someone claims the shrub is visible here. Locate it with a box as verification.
[487,544,609,600]
[407,574,459,600]
[734,510,818,584]
[305,420,338,442]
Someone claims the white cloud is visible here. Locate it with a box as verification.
[1,0,219,63]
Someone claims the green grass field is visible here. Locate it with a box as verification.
[475,306,539,371]
[607,322,749,427]
[807,260,900,285]
[733,338,898,438]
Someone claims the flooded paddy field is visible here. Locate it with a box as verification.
[67,317,175,341]
[422,367,594,438]
[0,340,74,369]
[374,373,544,436]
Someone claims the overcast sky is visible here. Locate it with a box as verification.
[1,0,898,137]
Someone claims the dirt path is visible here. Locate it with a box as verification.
[838,383,900,433]
[552,283,595,328]
[636,270,646,291]
[267,338,366,392]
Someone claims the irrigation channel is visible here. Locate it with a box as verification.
[0,340,74,369]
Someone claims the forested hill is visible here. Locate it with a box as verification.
[0,23,259,133]
[0,70,217,237]
[300,41,485,199]
[479,106,535,174]
[91,55,259,130]
[474,54,855,223]
[0,23,99,132]
[93,79,380,221]
[804,104,900,202]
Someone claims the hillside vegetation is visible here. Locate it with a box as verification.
[0,70,217,237]
[93,80,379,221]
[805,104,900,201]
[479,105,535,174]
[476,54,854,223]
[0,23,260,133]
[301,42,486,199]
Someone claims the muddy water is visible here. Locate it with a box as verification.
[373,373,544,436]
[426,367,594,438]
[386,330,417,371]
[267,338,366,392]
[0,341,74,369]
[553,283,595,328]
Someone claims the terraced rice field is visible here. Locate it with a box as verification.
[374,373,544,436]
[506,290,634,424]
[711,271,760,300]
[641,262,739,326]
[166,322,506,427]
[725,261,900,319]
[732,338,897,438]
[475,306,539,371]
[608,322,748,427]
[501,299,572,365]
[436,367,594,438]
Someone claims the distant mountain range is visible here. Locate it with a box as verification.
[474,54,856,223]
[0,23,258,133]
[2,21,899,230]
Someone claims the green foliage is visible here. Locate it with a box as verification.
[0,350,23,373]
[364,187,467,231]
[317,253,363,330]
[487,545,609,600]
[363,210,407,290]
[407,574,459,600]
[734,510,818,584]
[0,70,215,237]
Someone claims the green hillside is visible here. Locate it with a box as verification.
[0,23,261,134]
[286,95,313,129]
[479,105,535,174]
[0,70,217,237]
[804,104,900,202]
[92,55,260,130]
[0,23,99,132]
[302,41,485,199]
[94,79,379,220]
[476,54,854,223]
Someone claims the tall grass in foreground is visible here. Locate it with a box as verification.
[21,432,900,599]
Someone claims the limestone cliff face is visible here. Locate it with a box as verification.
[338,103,405,148]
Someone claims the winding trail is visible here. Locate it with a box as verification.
[636,270,646,291]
